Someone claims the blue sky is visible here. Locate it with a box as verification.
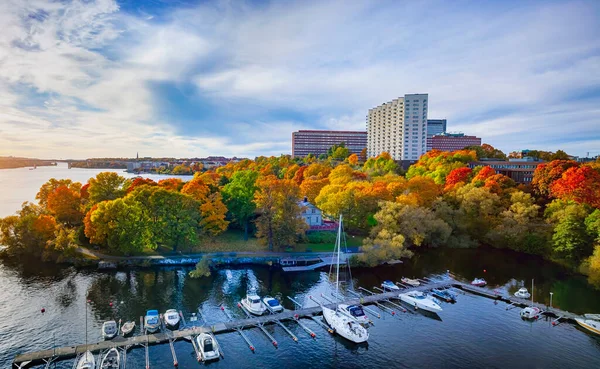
[0,0,599,159]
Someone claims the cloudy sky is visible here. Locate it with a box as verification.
[0,0,599,159]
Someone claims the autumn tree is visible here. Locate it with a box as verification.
[444,167,473,191]
[550,165,600,208]
[254,176,307,250]
[347,154,359,166]
[406,149,477,184]
[126,177,157,193]
[36,179,82,208]
[396,176,440,207]
[300,178,329,203]
[363,152,398,176]
[222,170,259,240]
[47,185,83,225]
[465,143,507,160]
[199,193,229,236]
[157,178,185,192]
[531,160,579,197]
[88,172,130,204]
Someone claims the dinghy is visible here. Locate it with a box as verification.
[401,277,420,287]
[163,309,180,329]
[102,321,117,340]
[99,348,119,369]
[121,321,135,336]
[381,280,400,291]
[514,287,531,299]
[471,278,487,287]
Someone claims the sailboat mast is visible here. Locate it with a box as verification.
[335,214,342,308]
[531,279,534,305]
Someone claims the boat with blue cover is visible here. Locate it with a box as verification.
[430,289,457,303]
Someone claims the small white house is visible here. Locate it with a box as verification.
[299,197,323,227]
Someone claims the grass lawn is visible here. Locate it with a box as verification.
[293,235,365,253]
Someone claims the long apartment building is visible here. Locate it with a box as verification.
[291,130,367,157]
[367,93,428,160]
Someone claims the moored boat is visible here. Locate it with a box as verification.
[339,304,370,326]
[381,280,400,291]
[101,321,117,340]
[144,310,160,333]
[471,278,487,287]
[240,288,267,315]
[514,287,531,299]
[196,332,221,361]
[76,351,95,369]
[163,309,180,329]
[399,291,443,313]
[576,315,600,335]
[99,348,119,369]
[262,296,284,313]
[431,289,457,303]
[401,277,420,287]
[520,279,541,320]
[121,321,135,336]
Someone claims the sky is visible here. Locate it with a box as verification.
[0,0,599,160]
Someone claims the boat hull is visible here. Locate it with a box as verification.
[399,294,443,313]
[240,299,266,315]
[197,333,221,362]
[100,348,119,369]
[576,319,600,335]
[323,306,369,343]
[77,351,95,369]
[121,322,135,336]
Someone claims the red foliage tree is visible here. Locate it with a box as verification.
[472,166,496,184]
[550,165,600,208]
[444,167,473,190]
[127,177,157,193]
[531,160,579,197]
[80,183,90,199]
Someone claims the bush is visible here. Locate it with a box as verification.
[306,231,337,244]
[189,256,211,279]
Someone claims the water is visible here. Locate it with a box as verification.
[1,249,600,369]
[0,163,191,217]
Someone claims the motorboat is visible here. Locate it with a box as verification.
[99,348,119,369]
[431,289,457,303]
[471,278,487,287]
[262,296,284,313]
[322,215,369,344]
[101,321,117,340]
[240,288,267,315]
[576,314,600,335]
[163,309,181,329]
[514,287,531,299]
[144,310,160,333]
[520,306,541,320]
[76,351,95,369]
[399,291,443,313]
[196,332,221,362]
[401,277,420,287]
[121,321,135,336]
[339,304,370,326]
[381,280,400,291]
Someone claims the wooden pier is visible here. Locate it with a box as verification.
[12,278,586,368]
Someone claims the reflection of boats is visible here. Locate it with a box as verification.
[381,280,400,291]
[401,277,420,287]
[323,215,369,344]
[399,291,443,313]
[576,314,600,335]
[430,289,457,303]
[99,348,119,369]
[262,296,284,313]
[163,309,180,329]
[514,287,531,299]
[121,321,135,336]
[339,304,370,326]
[76,351,95,369]
[240,288,267,315]
[520,280,541,320]
[197,332,221,362]
[471,278,487,287]
[102,321,117,340]
[144,310,160,333]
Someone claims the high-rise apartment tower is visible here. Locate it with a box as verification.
[367,94,428,160]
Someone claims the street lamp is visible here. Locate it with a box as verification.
[549,292,554,310]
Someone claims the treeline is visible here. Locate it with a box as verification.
[1,147,599,287]
[0,157,56,169]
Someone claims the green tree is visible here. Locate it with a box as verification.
[88,172,130,205]
[222,170,259,240]
[545,200,593,260]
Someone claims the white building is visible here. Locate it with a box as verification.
[298,197,323,227]
[367,93,428,161]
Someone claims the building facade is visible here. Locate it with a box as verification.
[469,160,545,184]
[291,130,367,158]
[426,119,447,151]
[299,198,323,227]
[427,133,481,152]
[367,93,428,161]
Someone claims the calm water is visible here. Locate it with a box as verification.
[1,250,600,369]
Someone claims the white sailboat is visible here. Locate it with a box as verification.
[76,351,95,369]
[322,215,369,344]
[520,279,541,320]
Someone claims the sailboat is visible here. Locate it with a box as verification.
[520,279,541,320]
[77,300,95,369]
[322,215,369,343]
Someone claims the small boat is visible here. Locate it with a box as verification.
[576,314,600,335]
[144,310,160,333]
[520,279,541,320]
[514,287,531,299]
[163,309,180,329]
[121,321,135,336]
[102,321,117,340]
[262,296,284,313]
[471,278,487,287]
[76,351,95,369]
[196,332,221,362]
[240,288,267,315]
[381,280,400,291]
[99,348,119,369]
[431,289,457,303]
[339,304,370,325]
[401,277,420,287]
[399,291,443,313]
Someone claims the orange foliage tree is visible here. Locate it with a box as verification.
[532,160,580,197]
[550,165,600,208]
[158,178,184,192]
[444,167,473,191]
[47,185,83,225]
[127,177,157,193]
[300,178,330,203]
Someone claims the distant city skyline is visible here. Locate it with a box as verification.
[0,0,599,159]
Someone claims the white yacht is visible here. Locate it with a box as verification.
[240,288,267,315]
[144,310,160,333]
[99,348,119,369]
[399,291,443,313]
[520,280,541,320]
[381,280,400,291]
[339,304,370,326]
[163,309,181,329]
[322,215,369,344]
[262,296,284,313]
[196,332,221,361]
[471,278,487,287]
[76,351,95,369]
[514,287,531,299]
[401,277,420,287]
[101,321,117,340]
[576,314,600,335]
